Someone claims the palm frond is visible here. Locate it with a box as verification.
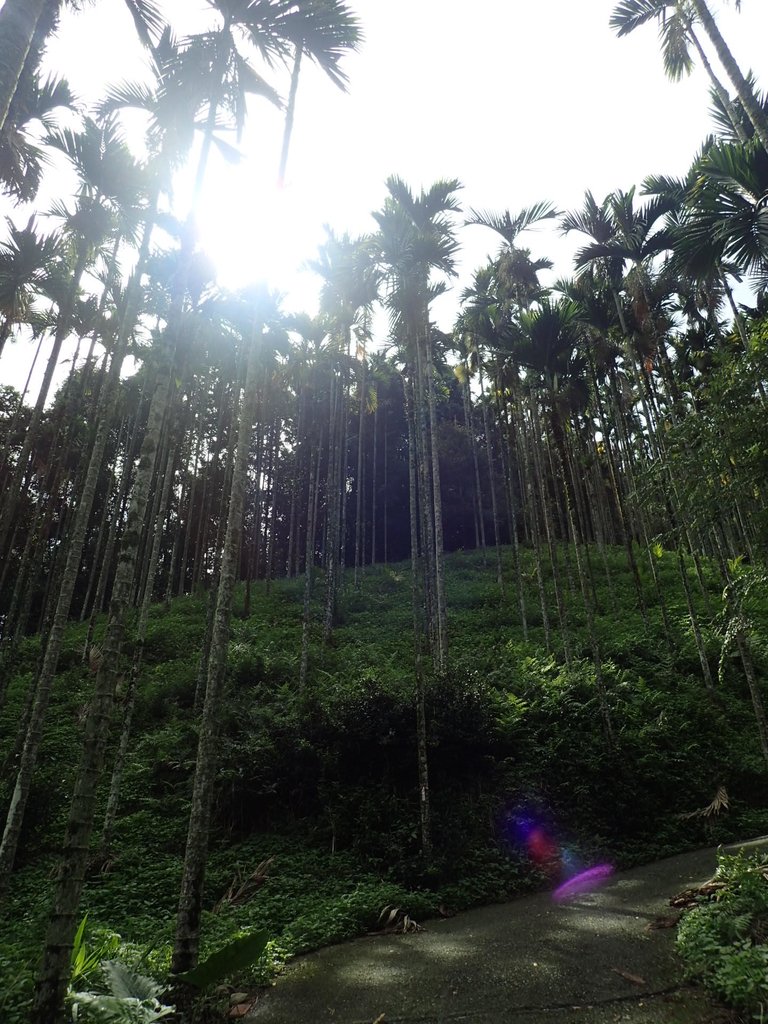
[466,200,557,244]
[234,0,361,91]
[660,11,693,80]
[610,0,669,37]
[122,0,165,49]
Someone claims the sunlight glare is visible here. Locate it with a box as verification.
[195,160,326,313]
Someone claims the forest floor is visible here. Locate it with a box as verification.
[244,838,768,1024]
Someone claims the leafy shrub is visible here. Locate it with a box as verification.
[677,851,768,1016]
[68,960,174,1023]
[141,619,204,664]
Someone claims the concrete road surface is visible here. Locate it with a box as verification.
[246,838,768,1024]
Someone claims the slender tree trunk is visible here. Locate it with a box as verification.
[687,23,749,144]
[0,0,45,136]
[677,545,714,691]
[499,374,528,637]
[277,45,302,187]
[461,366,486,557]
[323,372,343,641]
[100,434,178,857]
[0,249,89,559]
[371,393,378,565]
[192,427,236,714]
[299,439,320,693]
[478,359,503,590]
[403,373,431,856]
[689,0,768,156]
[171,320,263,986]
[81,418,127,621]
[424,324,447,671]
[354,349,366,589]
[0,259,152,890]
[552,405,614,746]
[514,389,550,650]
[31,347,173,1023]
[529,396,570,664]
[413,345,438,659]
[0,328,45,485]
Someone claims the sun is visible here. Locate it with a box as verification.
[193,158,327,313]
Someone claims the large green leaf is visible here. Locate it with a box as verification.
[102,960,164,1002]
[174,931,270,990]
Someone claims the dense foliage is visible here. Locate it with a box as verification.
[1,1,768,1022]
[677,850,768,1016]
[3,546,768,1022]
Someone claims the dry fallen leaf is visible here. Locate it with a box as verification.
[611,967,646,986]
[228,1001,255,1018]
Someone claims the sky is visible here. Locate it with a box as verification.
[3,0,768,395]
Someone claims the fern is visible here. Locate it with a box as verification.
[68,961,173,1024]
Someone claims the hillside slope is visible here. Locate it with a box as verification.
[1,544,767,1020]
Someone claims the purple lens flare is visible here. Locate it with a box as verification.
[552,863,615,902]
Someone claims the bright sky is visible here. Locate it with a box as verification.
[2,0,768,395]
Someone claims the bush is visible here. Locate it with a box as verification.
[677,851,768,1016]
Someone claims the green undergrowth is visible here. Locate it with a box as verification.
[677,849,768,1018]
[1,544,768,1022]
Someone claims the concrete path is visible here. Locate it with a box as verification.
[247,838,768,1024]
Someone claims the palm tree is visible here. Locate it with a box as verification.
[455,268,509,593]
[688,0,768,156]
[644,154,768,415]
[561,192,680,639]
[518,297,616,740]
[374,176,462,674]
[308,229,378,634]
[373,175,462,854]
[171,287,285,988]
[463,202,557,617]
[273,0,362,183]
[466,201,558,265]
[0,75,74,203]
[681,140,768,284]
[0,0,56,139]
[0,193,117,564]
[0,0,164,136]
[0,217,63,359]
[610,0,768,155]
[562,186,678,413]
[185,0,361,203]
[708,71,768,146]
[30,320,177,1021]
[556,270,650,613]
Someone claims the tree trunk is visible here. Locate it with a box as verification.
[31,349,173,1023]
[0,248,89,559]
[277,45,302,187]
[0,249,151,890]
[403,374,431,856]
[100,434,178,857]
[529,396,570,665]
[0,0,45,135]
[171,320,262,983]
[354,348,366,589]
[477,359,504,590]
[689,0,768,156]
[687,23,749,144]
[424,324,447,672]
[299,438,320,693]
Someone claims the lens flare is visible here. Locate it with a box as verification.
[527,827,558,867]
[552,864,615,902]
[501,804,614,900]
